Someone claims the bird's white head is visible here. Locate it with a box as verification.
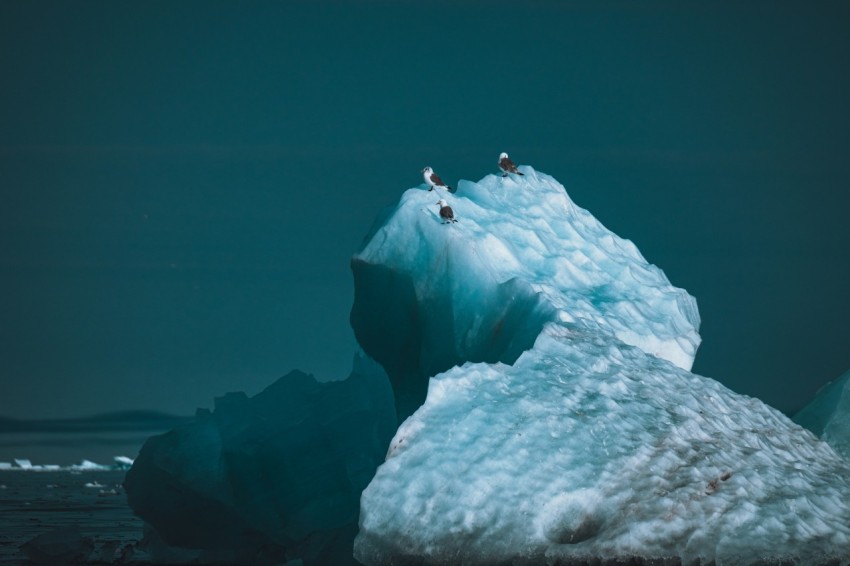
[437,199,448,207]
[422,166,432,174]
[499,152,508,160]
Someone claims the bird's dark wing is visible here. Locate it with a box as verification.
[499,156,518,173]
[441,206,454,219]
[430,173,446,186]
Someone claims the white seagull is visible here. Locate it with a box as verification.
[498,152,524,177]
[422,166,453,192]
[436,199,457,224]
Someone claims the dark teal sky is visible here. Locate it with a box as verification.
[1,1,848,418]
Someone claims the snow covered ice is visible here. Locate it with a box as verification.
[795,369,850,461]
[353,167,850,565]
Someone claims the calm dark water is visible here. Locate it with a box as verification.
[0,469,143,564]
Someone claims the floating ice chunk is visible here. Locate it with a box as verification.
[125,353,396,565]
[113,455,134,470]
[72,459,109,471]
[5,460,60,471]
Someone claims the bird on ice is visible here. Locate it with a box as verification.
[436,199,457,223]
[498,152,524,177]
[422,166,453,192]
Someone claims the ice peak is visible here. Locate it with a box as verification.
[351,167,700,419]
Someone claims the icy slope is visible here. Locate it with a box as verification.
[795,369,850,460]
[354,168,850,565]
[351,168,700,419]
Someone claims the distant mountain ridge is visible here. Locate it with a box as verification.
[0,410,193,434]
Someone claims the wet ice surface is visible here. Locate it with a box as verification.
[0,469,142,564]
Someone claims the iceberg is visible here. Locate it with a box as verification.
[353,168,850,564]
[72,459,110,471]
[794,369,850,460]
[4,458,63,471]
[123,355,396,565]
[14,458,33,470]
[125,165,850,564]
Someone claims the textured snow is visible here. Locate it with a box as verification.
[354,167,850,565]
[357,330,850,564]
[795,369,850,460]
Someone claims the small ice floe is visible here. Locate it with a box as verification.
[72,459,109,471]
[10,459,60,471]
[113,456,134,470]
[0,462,12,470]
[84,481,104,489]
